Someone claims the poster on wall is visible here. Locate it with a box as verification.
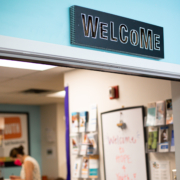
[0,112,30,167]
[149,161,170,180]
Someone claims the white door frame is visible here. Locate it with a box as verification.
[0,35,180,80]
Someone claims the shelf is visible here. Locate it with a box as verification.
[144,124,173,128]
[146,151,175,154]
[145,142,175,154]
[144,116,174,128]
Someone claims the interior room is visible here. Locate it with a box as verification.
[0,61,71,180]
[0,60,176,180]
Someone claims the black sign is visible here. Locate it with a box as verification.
[70,6,164,59]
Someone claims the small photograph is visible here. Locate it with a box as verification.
[88,137,96,149]
[161,129,168,143]
[159,126,169,143]
[81,157,89,178]
[166,99,172,110]
[79,111,88,132]
[83,134,88,144]
[89,155,99,178]
[73,157,81,178]
[72,113,79,128]
[72,138,77,148]
[146,102,156,126]
[80,116,85,127]
[71,112,79,132]
[82,158,89,169]
[75,163,78,170]
[166,99,173,124]
[71,134,79,155]
[148,127,158,150]
[152,162,159,169]
[0,129,4,147]
[87,133,98,155]
[156,101,165,125]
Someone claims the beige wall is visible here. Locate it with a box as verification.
[40,103,66,179]
[57,103,67,179]
[64,69,175,180]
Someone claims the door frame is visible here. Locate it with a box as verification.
[0,35,180,81]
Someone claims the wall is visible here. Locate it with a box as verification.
[0,104,42,178]
[0,0,180,64]
[57,104,66,179]
[171,81,180,179]
[40,103,66,179]
[64,69,175,180]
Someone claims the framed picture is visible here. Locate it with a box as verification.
[0,112,30,167]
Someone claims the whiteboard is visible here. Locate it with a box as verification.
[101,106,148,180]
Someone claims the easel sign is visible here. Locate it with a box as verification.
[101,106,148,180]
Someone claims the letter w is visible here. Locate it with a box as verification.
[81,13,99,38]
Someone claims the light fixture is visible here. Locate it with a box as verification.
[47,90,66,98]
[0,59,56,71]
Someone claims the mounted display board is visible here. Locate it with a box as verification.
[70,5,164,59]
[0,112,30,167]
[101,106,148,180]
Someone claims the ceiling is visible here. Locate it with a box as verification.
[0,65,73,105]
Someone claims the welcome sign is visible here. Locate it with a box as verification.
[70,6,164,59]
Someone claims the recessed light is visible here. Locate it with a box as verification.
[47,90,66,98]
[0,59,56,71]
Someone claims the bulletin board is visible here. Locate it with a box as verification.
[101,106,148,180]
[0,112,30,167]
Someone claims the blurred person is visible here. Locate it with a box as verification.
[9,145,41,180]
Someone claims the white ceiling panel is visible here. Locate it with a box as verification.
[0,94,64,105]
[0,78,64,91]
[0,66,39,78]
[19,67,72,81]
[0,66,74,105]
[0,77,10,83]
[0,86,27,93]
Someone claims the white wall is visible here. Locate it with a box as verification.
[171,81,180,179]
[40,103,66,179]
[64,69,175,180]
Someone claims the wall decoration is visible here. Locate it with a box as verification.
[0,112,30,167]
[70,5,164,59]
[149,161,170,180]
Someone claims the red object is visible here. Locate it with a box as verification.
[14,159,22,166]
[110,86,119,99]
[42,176,48,180]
